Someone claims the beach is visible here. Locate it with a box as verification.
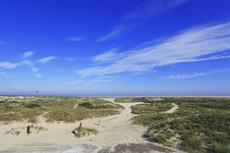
[0,98,184,153]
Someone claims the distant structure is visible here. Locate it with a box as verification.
[36,90,39,93]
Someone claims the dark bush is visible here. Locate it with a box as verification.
[25,103,41,108]
[79,102,94,108]
[151,134,167,144]
[188,113,230,134]
[186,138,202,151]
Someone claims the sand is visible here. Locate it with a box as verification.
[165,103,179,113]
[0,98,182,152]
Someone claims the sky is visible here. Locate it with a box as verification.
[0,0,230,96]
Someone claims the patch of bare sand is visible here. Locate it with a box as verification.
[165,103,179,113]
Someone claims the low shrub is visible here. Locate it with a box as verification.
[186,138,202,151]
[25,104,41,108]
[74,126,99,137]
[166,130,176,139]
[151,134,167,144]
[27,118,39,124]
[79,102,94,108]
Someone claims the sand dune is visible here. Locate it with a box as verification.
[0,98,183,152]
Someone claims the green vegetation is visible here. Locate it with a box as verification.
[25,103,41,108]
[114,97,162,103]
[27,117,39,124]
[45,108,120,123]
[74,126,99,137]
[131,103,173,115]
[0,96,123,123]
[132,97,230,153]
[79,100,125,110]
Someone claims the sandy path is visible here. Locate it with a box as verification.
[0,98,148,151]
[165,103,179,113]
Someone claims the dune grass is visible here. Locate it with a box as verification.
[131,102,173,115]
[74,126,99,137]
[114,97,162,103]
[4,125,47,136]
[0,96,123,123]
[132,97,230,153]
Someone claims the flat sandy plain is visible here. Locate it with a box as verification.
[0,97,185,153]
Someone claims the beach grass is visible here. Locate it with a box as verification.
[0,96,123,123]
[74,126,99,137]
[132,97,230,153]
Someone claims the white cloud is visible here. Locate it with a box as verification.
[0,72,17,78]
[123,0,189,20]
[20,60,40,73]
[35,74,42,78]
[92,48,126,63]
[21,60,34,66]
[37,56,56,64]
[97,0,190,41]
[0,60,39,74]
[66,76,119,86]
[66,80,84,85]
[97,28,124,42]
[89,76,119,83]
[166,68,230,79]
[169,73,208,79]
[66,58,75,62]
[78,21,230,77]
[32,67,39,73]
[21,51,34,59]
[0,62,19,68]
[68,37,85,41]
[104,76,120,79]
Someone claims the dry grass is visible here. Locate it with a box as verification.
[74,126,99,138]
[0,96,123,123]
[4,125,48,136]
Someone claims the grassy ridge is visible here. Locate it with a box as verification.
[114,97,162,103]
[131,103,173,115]
[132,97,230,153]
[0,96,123,123]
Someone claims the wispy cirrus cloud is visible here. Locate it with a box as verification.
[97,28,124,42]
[66,58,75,62]
[92,48,128,64]
[35,74,42,78]
[162,68,230,79]
[68,37,86,41]
[97,0,190,42]
[66,80,84,86]
[0,71,17,78]
[0,60,39,74]
[66,75,120,86]
[37,56,56,64]
[31,67,39,73]
[21,51,34,59]
[89,76,119,83]
[20,60,40,73]
[0,40,9,45]
[78,21,230,77]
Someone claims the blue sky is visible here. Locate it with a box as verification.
[1,0,230,96]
